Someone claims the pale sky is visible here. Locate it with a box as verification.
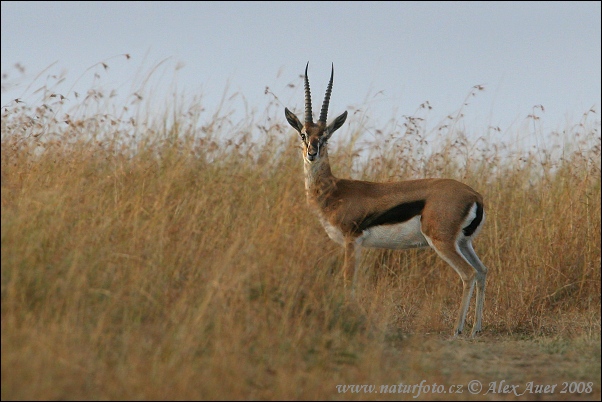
[1,1,601,142]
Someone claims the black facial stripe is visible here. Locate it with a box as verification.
[355,200,426,234]
[462,202,483,237]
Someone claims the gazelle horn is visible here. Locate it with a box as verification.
[319,63,334,124]
[304,62,313,124]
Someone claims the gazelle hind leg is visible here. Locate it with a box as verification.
[458,238,488,336]
[426,237,477,336]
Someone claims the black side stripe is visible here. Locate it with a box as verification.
[462,202,483,237]
[355,200,426,234]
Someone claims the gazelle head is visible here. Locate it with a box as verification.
[285,62,348,163]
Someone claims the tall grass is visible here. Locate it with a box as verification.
[1,61,600,400]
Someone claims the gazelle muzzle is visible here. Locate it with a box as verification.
[305,137,323,162]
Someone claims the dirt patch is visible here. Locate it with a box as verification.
[374,333,601,400]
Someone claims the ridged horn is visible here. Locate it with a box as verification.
[304,62,313,124]
[319,63,334,124]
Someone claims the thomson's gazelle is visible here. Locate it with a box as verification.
[284,63,488,337]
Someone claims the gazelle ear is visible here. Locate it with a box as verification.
[325,111,348,139]
[285,108,303,134]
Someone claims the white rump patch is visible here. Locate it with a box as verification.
[461,202,484,238]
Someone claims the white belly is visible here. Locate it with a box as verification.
[360,215,428,249]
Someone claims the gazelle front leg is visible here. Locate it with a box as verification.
[343,238,361,295]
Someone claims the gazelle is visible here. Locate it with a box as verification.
[284,63,488,337]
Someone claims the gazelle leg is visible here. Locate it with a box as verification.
[426,237,477,336]
[458,239,488,336]
[343,240,355,290]
[343,238,362,296]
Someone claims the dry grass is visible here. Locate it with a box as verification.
[1,61,600,400]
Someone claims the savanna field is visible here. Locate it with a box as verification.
[1,61,601,400]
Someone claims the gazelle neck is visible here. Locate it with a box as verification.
[303,148,336,199]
